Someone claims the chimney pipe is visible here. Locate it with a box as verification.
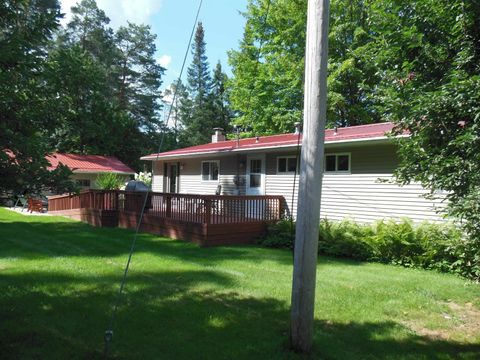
[294,122,302,134]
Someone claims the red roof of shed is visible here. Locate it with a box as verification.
[46,153,135,174]
[141,122,396,160]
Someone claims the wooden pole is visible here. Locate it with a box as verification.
[290,0,330,353]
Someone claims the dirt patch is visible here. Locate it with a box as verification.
[402,301,480,341]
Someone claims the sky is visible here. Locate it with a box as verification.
[60,0,248,89]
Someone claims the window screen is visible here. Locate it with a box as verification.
[325,154,350,173]
[277,157,297,173]
[202,161,219,181]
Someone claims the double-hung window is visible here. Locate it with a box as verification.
[76,179,91,187]
[201,161,219,181]
[325,153,350,173]
[277,156,298,174]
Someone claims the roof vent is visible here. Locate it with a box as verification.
[294,122,302,134]
[211,128,226,143]
[334,126,338,135]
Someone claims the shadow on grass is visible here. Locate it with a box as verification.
[1,270,479,360]
[0,219,368,271]
[0,215,395,275]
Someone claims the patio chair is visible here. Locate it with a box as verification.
[195,185,222,216]
[27,197,44,213]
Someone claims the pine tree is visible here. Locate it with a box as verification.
[210,61,232,132]
[0,0,74,194]
[179,22,214,146]
[115,22,165,133]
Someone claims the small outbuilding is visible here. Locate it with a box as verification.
[46,153,135,190]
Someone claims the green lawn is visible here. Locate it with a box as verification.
[0,208,479,359]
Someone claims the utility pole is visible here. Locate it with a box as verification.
[290,0,330,353]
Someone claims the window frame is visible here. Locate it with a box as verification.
[324,152,351,174]
[200,160,220,182]
[76,179,91,187]
[276,155,299,175]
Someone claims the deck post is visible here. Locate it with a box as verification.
[204,198,212,225]
[290,0,330,353]
[166,195,172,218]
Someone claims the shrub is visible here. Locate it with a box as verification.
[318,219,374,260]
[135,171,152,188]
[95,173,124,190]
[260,217,477,280]
[367,219,421,266]
[259,219,295,249]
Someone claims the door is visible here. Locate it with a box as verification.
[246,155,265,195]
[168,163,178,193]
[246,155,265,219]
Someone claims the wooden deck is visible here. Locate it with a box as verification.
[48,190,285,246]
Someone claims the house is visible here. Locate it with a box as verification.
[46,153,135,190]
[140,123,445,223]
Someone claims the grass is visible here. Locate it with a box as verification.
[0,207,479,359]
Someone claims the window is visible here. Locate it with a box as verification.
[76,179,91,187]
[325,153,350,173]
[201,161,219,181]
[277,156,298,174]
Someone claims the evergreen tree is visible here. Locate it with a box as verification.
[115,22,165,133]
[60,0,116,65]
[179,22,215,146]
[210,61,232,132]
[0,0,74,195]
[47,0,166,170]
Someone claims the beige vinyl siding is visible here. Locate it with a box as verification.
[265,144,445,223]
[320,174,445,223]
[151,155,246,195]
[149,142,445,223]
[265,152,300,218]
[152,161,164,192]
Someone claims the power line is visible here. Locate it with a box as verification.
[103,1,204,357]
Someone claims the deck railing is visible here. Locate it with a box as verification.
[48,190,284,225]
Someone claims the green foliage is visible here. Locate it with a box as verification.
[48,0,167,170]
[177,23,232,147]
[260,218,476,280]
[0,0,75,195]
[229,0,383,133]
[376,0,480,269]
[95,172,124,190]
[260,219,295,249]
[319,219,374,261]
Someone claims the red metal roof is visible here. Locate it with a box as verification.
[46,153,135,174]
[141,122,396,160]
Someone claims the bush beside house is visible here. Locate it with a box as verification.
[260,219,478,281]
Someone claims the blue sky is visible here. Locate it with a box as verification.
[60,0,248,89]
